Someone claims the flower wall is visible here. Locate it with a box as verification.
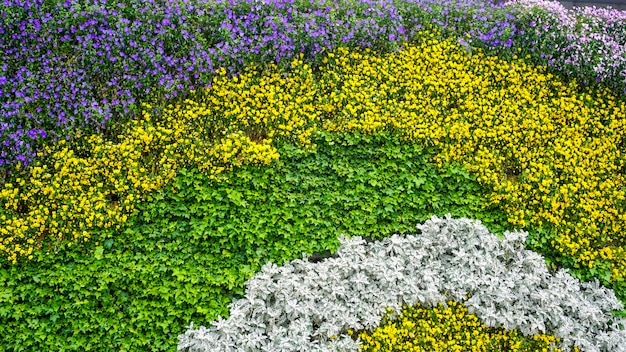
[1,0,626,351]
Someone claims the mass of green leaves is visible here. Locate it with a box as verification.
[0,132,508,351]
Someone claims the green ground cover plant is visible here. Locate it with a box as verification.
[0,132,507,351]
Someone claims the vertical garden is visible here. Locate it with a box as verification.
[1,0,626,351]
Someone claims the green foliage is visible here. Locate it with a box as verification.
[0,227,235,351]
[0,131,508,351]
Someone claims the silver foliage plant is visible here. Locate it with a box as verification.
[178,215,626,352]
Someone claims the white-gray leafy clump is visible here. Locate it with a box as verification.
[178,215,626,352]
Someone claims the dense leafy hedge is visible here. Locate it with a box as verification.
[0,132,507,351]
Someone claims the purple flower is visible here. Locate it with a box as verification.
[2,0,625,173]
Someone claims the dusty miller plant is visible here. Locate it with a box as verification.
[178,215,626,352]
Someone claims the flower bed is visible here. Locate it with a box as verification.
[3,33,625,304]
[2,0,626,351]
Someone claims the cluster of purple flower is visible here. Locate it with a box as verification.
[1,0,217,171]
[395,0,525,50]
[503,0,626,93]
[0,0,515,173]
[1,0,624,173]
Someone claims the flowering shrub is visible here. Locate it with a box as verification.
[178,215,626,351]
[357,301,572,352]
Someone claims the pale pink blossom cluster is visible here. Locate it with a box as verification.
[504,0,626,94]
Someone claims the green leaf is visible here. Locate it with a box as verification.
[94,247,104,260]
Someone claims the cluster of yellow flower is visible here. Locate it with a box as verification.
[204,63,320,148]
[0,107,279,263]
[0,115,178,263]
[317,34,626,283]
[0,59,325,262]
[355,301,573,352]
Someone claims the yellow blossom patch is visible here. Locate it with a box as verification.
[316,34,626,286]
[0,60,321,262]
[356,301,577,352]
